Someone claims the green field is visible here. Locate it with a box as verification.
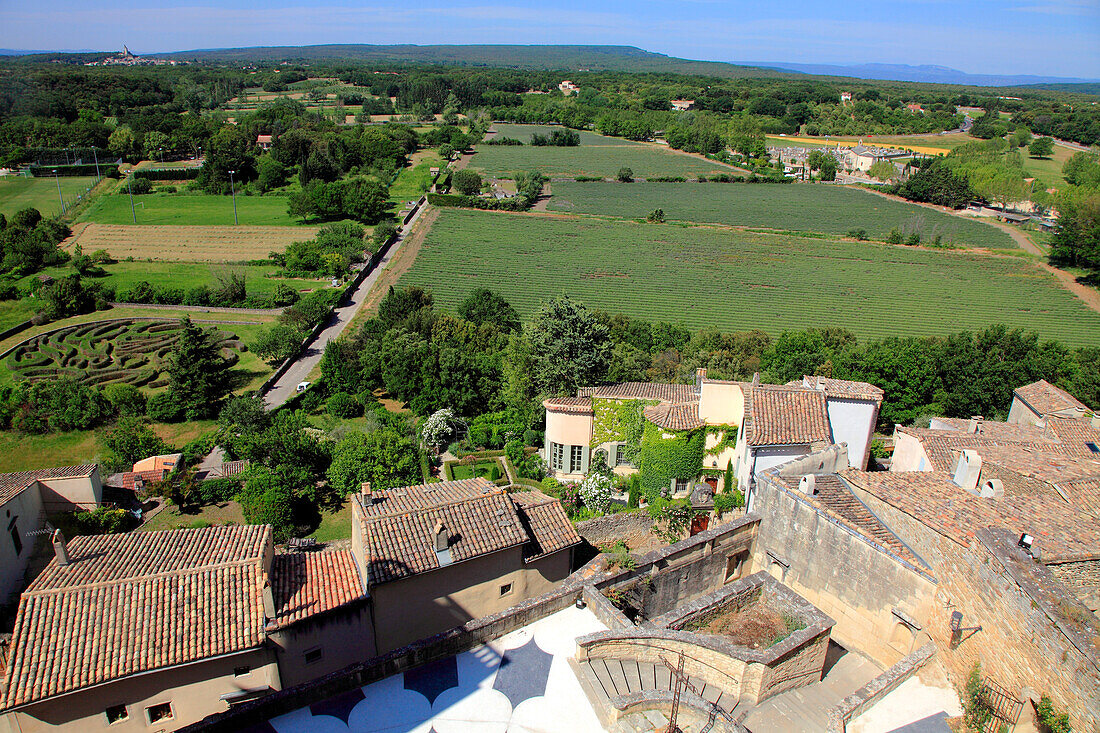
[547,182,1016,249]
[398,209,1100,346]
[19,262,327,298]
[470,125,737,179]
[389,156,445,207]
[79,192,298,226]
[0,300,35,332]
[488,124,645,147]
[0,175,100,219]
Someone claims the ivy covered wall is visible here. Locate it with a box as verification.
[638,421,706,497]
[591,397,656,465]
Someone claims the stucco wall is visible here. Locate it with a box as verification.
[849,486,1100,731]
[750,475,936,666]
[37,468,102,511]
[371,545,571,653]
[544,409,593,480]
[824,397,877,470]
[4,649,279,733]
[889,430,932,472]
[699,381,744,426]
[1007,397,1041,426]
[0,485,43,606]
[268,602,375,687]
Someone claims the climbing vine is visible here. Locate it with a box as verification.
[591,398,655,464]
[704,424,738,457]
[638,421,705,498]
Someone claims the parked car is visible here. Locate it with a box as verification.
[296,381,311,392]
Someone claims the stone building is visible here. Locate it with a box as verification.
[351,477,581,652]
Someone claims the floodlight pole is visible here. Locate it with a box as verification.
[93,148,100,179]
[229,169,238,225]
[127,175,137,223]
[53,169,65,214]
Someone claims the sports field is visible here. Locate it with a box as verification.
[18,262,328,298]
[470,124,737,179]
[486,124,646,146]
[79,192,297,226]
[547,182,1016,249]
[65,223,324,262]
[0,175,100,218]
[398,209,1100,346]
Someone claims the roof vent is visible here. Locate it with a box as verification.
[798,475,817,495]
[434,521,452,566]
[951,449,982,493]
[979,479,1003,499]
[51,529,70,566]
[967,416,983,434]
[752,372,761,386]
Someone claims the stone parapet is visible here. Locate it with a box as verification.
[825,642,937,732]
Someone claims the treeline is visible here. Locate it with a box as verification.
[319,287,1099,434]
[0,207,70,276]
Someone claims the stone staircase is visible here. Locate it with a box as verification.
[572,656,745,732]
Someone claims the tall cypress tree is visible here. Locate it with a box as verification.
[168,317,233,420]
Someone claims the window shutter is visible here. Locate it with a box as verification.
[580,446,590,474]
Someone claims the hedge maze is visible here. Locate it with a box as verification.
[6,319,244,388]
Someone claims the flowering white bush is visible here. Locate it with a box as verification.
[421,408,462,451]
[579,472,614,514]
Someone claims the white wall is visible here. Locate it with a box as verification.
[890,431,932,472]
[543,410,593,480]
[825,398,878,470]
[0,486,44,605]
[38,468,102,512]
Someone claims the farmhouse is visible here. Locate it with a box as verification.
[542,371,883,497]
[558,80,580,95]
[255,134,273,150]
[844,143,908,172]
[351,477,580,652]
[670,98,695,111]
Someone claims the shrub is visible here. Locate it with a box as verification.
[421,407,464,451]
[452,169,482,196]
[617,167,634,183]
[147,392,185,422]
[57,507,137,536]
[1036,695,1071,733]
[523,429,542,447]
[603,539,635,570]
[646,208,665,223]
[238,467,295,542]
[490,465,502,481]
[579,472,614,514]
[847,228,868,240]
[886,228,904,244]
[906,233,922,246]
[326,391,361,418]
[504,439,525,467]
[198,477,241,505]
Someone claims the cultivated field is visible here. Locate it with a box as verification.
[398,209,1100,346]
[5,319,246,388]
[0,175,100,218]
[64,223,323,261]
[486,124,646,146]
[470,124,737,179]
[79,193,297,226]
[20,261,328,298]
[547,182,1017,249]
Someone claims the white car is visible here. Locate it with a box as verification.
[296,381,311,393]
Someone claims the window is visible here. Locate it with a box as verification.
[674,478,690,494]
[304,647,323,665]
[551,443,565,471]
[499,582,513,597]
[614,444,629,466]
[1087,441,1099,454]
[569,445,583,473]
[724,553,746,582]
[146,702,173,724]
[233,665,251,677]
[105,705,127,724]
[9,519,21,556]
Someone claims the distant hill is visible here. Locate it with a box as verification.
[745,61,1100,88]
[157,44,793,78]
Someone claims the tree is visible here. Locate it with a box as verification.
[102,417,170,471]
[107,126,135,160]
[1028,136,1054,158]
[255,155,288,193]
[617,167,634,183]
[1048,188,1100,273]
[867,160,897,182]
[341,178,389,224]
[326,392,361,418]
[41,274,96,320]
[238,466,295,541]
[103,383,146,417]
[1062,152,1100,187]
[452,169,482,196]
[252,325,302,365]
[527,295,611,395]
[167,317,233,419]
[899,159,974,208]
[421,407,463,451]
[143,131,169,161]
[218,394,271,434]
[326,428,421,497]
[1012,126,1032,148]
[457,287,521,332]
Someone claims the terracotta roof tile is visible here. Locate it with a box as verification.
[744,385,831,446]
[794,376,885,401]
[1014,379,1089,416]
[643,402,705,431]
[121,469,166,491]
[581,382,698,402]
[543,396,594,414]
[0,465,97,505]
[272,550,363,628]
[509,491,582,560]
[1,525,271,710]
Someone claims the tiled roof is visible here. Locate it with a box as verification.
[356,478,529,585]
[509,491,582,561]
[1046,416,1100,458]
[928,418,1053,442]
[744,385,831,446]
[770,473,925,569]
[794,376,884,401]
[272,550,363,629]
[842,469,1100,563]
[2,525,271,710]
[543,396,594,414]
[0,465,97,505]
[896,425,1061,472]
[582,382,698,403]
[121,469,166,491]
[1014,379,1089,416]
[643,402,705,431]
[132,453,181,473]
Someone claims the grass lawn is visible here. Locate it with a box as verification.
[0,175,100,219]
[1020,143,1074,190]
[0,300,35,332]
[470,128,739,179]
[547,181,1016,249]
[17,261,328,298]
[140,500,246,532]
[399,208,1100,346]
[309,500,353,542]
[389,155,445,207]
[449,457,505,481]
[79,192,298,226]
[0,419,215,473]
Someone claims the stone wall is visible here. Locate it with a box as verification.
[751,471,937,666]
[825,643,937,732]
[1049,559,1100,612]
[849,486,1100,731]
[575,510,655,548]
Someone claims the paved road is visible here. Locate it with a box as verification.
[262,203,427,409]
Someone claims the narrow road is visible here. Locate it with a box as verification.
[262,203,427,409]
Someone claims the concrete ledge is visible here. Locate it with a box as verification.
[583,584,633,630]
[611,690,742,732]
[825,642,937,732]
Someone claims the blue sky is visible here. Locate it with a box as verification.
[2,0,1098,78]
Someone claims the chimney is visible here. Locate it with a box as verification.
[695,368,707,392]
[817,376,827,390]
[262,578,276,622]
[798,475,817,495]
[967,416,983,434]
[361,481,373,503]
[434,521,448,552]
[752,372,760,386]
[51,529,70,566]
[952,449,983,493]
